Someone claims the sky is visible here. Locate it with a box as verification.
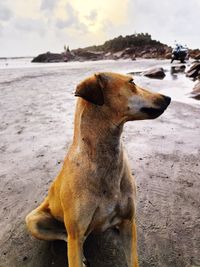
[0,0,200,57]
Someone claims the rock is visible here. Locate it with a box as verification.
[189,49,200,59]
[131,55,136,60]
[143,67,166,79]
[171,65,186,74]
[32,51,76,63]
[186,69,200,79]
[127,71,142,75]
[32,50,104,63]
[193,81,200,92]
[122,54,130,59]
[113,51,124,59]
[194,53,200,60]
[142,53,155,59]
[140,50,147,57]
[190,81,200,100]
[73,49,104,61]
[121,48,136,59]
[186,62,200,79]
[32,52,65,63]
[122,47,135,55]
[104,52,114,60]
[165,52,172,59]
[112,48,136,60]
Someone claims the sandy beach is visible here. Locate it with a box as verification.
[0,59,200,267]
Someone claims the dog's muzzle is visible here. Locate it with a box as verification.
[140,95,171,119]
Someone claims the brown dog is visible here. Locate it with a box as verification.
[26,72,171,267]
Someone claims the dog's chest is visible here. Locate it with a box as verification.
[92,193,135,232]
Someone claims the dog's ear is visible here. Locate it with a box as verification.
[75,74,105,106]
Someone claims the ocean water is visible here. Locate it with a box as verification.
[0,57,199,105]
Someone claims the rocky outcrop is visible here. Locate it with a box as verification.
[31,33,199,63]
[32,52,62,63]
[31,33,173,63]
[31,51,76,63]
[32,50,104,63]
[143,67,166,79]
[186,62,200,79]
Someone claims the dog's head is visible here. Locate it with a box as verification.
[75,72,171,122]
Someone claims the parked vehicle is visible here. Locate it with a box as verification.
[171,44,189,63]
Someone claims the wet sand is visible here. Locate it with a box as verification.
[0,60,200,267]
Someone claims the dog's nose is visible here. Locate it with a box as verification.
[154,95,171,110]
[161,95,171,107]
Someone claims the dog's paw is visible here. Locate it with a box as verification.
[83,258,90,267]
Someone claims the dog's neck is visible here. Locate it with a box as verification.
[72,100,124,161]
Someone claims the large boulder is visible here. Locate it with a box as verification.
[143,67,166,79]
[186,62,200,79]
[190,81,200,100]
[194,53,200,60]
[165,52,172,59]
[189,49,200,59]
[171,65,186,74]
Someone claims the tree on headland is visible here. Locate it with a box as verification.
[83,33,164,53]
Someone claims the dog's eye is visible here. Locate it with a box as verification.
[129,79,135,85]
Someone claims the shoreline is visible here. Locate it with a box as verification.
[0,58,199,106]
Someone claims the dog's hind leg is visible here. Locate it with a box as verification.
[26,200,67,242]
[119,219,139,267]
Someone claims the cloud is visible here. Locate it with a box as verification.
[130,0,200,48]
[40,0,57,11]
[85,10,98,22]
[0,24,3,35]
[70,0,129,32]
[1,0,200,57]
[0,2,13,21]
[55,2,88,34]
[14,18,45,36]
[55,3,79,29]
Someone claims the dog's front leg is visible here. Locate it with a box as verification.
[64,204,97,267]
[67,233,85,267]
[119,219,139,267]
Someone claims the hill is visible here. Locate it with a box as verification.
[32,33,200,62]
[72,33,171,60]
